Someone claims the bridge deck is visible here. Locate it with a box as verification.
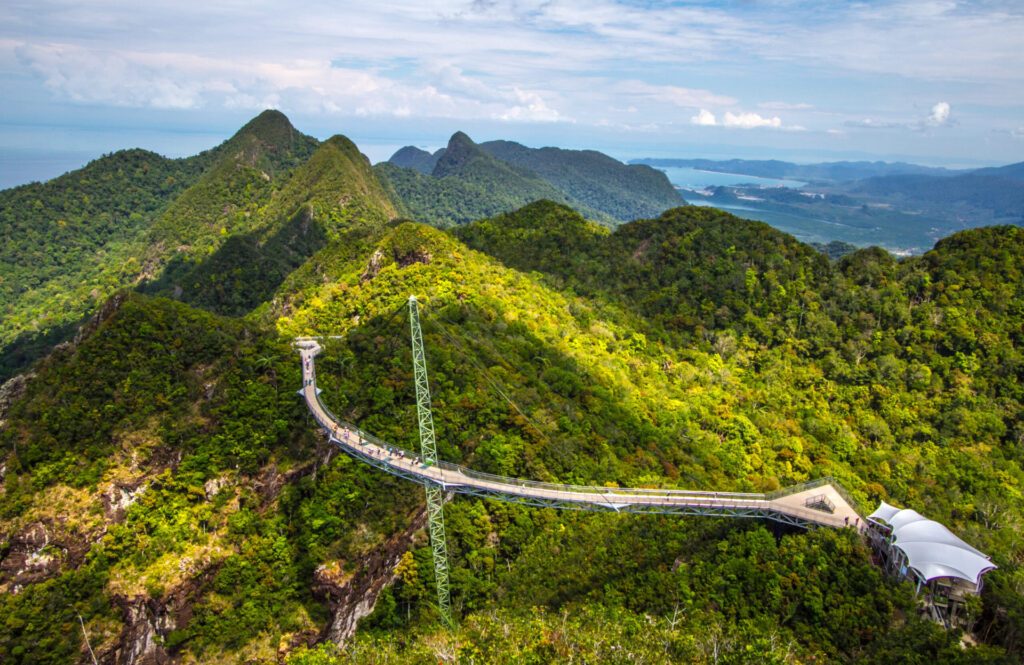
[297,340,863,530]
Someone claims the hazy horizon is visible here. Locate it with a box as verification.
[0,108,1015,190]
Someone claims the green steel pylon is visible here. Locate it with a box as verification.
[408,295,453,628]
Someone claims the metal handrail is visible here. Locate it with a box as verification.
[301,342,862,526]
[313,389,854,506]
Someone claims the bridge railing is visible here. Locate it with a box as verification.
[766,476,864,516]
[303,349,860,519]
[309,385,768,499]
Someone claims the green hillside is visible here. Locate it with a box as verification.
[7,216,1020,662]
[142,110,320,273]
[0,119,1022,663]
[0,110,321,380]
[145,134,398,316]
[479,139,684,221]
[377,132,613,226]
[387,145,442,174]
[0,149,209,373]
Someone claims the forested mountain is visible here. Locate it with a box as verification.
[140,109,321,279]
[478,139,683,221]
[387,146,443,174]
[376,131,612,226]
[382,133,683,225]
[847,172,1024,221]
[0,149,209,374]
[143,134,398,316]
[1,112,1022,664]
[0,110,322,380]
[972,161,1024,181]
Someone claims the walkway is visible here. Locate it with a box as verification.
[297,339,863,530]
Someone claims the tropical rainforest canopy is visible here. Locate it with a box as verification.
[0,111,1021,664]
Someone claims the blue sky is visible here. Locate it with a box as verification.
[2,0,1023,187]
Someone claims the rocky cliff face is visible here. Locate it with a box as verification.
[315,508,428,643]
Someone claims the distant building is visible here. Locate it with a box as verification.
[866,501,996,628]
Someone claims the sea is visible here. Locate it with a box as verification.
[655,166,806,191]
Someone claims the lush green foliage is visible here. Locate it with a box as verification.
[376,132,612,226]
[387,146,443,174]
[144,134,397,316]
[0,110,320,380]
[0,293,421,662]
[292,523,1007,664]
[2,141,1022,664]
[0,149,206,361]
[479,139,684,222]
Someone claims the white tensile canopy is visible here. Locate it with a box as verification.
[867,501,996,587]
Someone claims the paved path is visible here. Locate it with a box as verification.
[297,339,863,530]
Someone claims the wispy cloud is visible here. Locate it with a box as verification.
[617,81,736,109]
[759,101,813,111]
[0,1,1021,163]
[845,101,955,132]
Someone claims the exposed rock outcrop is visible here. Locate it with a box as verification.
[0,371,34,427]
[0,522,62,592]
[314,508,428,643]
[106,565,217,665]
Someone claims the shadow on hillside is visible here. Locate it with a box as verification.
[139,207,328,317]
[314,298,720,491]
[0,317,86,382]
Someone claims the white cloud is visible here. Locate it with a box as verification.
[690,109,717,126]
[759,101,813,110]
[495,88,565,122]
[10,40,573,123]
[723,111,782,129]
[927,101,951,125]
[1,0,1021,152]
[847,102,954,131]
[618,81,736,109]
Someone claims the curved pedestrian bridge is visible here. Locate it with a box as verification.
[297,339,863,530]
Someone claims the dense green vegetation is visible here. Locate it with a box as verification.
[145,134,398,316]
[387,146,443,174]
[1,115,1021,663]
[291,525,1006,664]
[0,149,207,358]
[0,293,421,662]
[479,139,684,221]
[139,111,321,296]
[382,134,684,226]
[377,132,613,227]
[0,110,321,380]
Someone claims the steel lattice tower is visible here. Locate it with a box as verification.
[408,295,453,627]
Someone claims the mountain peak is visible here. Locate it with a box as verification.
[208,109,318,175]
[432,131,484,177]
[233,109,296,143]
[388,146,440,174]
[448,131,475,148]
